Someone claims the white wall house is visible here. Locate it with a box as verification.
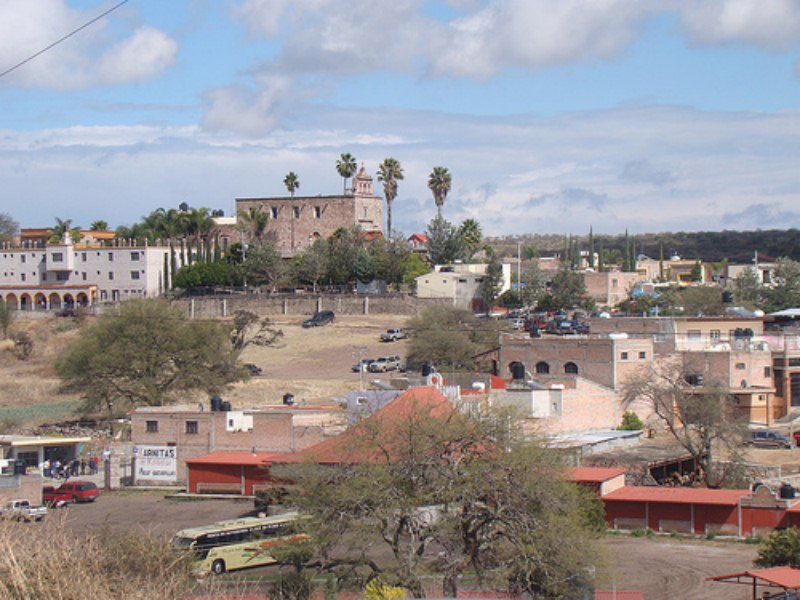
[415,263,512,310]
[0,234,170,310]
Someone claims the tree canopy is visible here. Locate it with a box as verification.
[56,299,240,411]
[0,212,19,244]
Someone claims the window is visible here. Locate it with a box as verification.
[56,272,69,281]
[82,273,87,281]
[710,329,721,342]
[790,358,800,367]
[688,330,701,340]
[639,351,646,359]
[20,273,25,282]
[108,272,114,280]
[131,271,140,280]
[363,207,368,219]
[145,421,158,433]
[735,363,746,370]
[293,206,300,218]
[271,207,279,219]
[108,252,114,262]
[612,278,618,288]
[535,361,550,374]
[81,252,87,262]
[185,421,198,434]
[314,206,321,218]
[564,362,579,374]
[621,352,629,360]
[20,255,25,264]
[765,366,772,378]
[51,252,63,262]
[131,251,140,261]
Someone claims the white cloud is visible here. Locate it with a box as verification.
[677,0,800,49]
[201,76,293,136]
[0,0,177,89]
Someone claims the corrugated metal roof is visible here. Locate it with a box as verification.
[709,566,800,588]
[185,451,295,466]
[566,467,627,483]
[603,486,750,506]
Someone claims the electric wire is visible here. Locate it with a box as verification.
[0,0,130,81]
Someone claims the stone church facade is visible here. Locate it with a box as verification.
[235,164,383,257]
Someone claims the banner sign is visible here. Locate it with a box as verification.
[134,445,177,482]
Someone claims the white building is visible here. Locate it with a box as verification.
[0,233,171,310]
[415,263,512,310]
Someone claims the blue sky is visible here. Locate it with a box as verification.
[1,0,799,238]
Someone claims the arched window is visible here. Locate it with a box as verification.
[564,362,579,374]
[535,361,550,374]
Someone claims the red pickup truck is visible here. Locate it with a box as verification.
[42,486,73,508]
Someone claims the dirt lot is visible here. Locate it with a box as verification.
[54,491,760,599]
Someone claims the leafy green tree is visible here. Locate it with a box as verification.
[619,411,644,431]
[279,400,601,598]
[732,266,761,307]
[374,238,410,291]
[237,206,269,243]
[284,171,300,197]
[402,253,431,288]
[377,157,404,237]
[678,285,724,316]
[459,218,483,260]
[538,267,586,312]
[756,527,800,568]
[326,227,362,286]
[293,238,329,292]
[623,360,746,488]
[230,310,284,352]
[336,153,358,194]
[425,215,465,266]
[763,258,800,312]
[56,299,240,411]
[172,262,241,289]
[427,166,452,217]
[354,248,377,283]
[521,244,539,260]
[477,249,503,310]
[243,240,284,289]
[519,259,547,307]
[690,259,703,282]
[0,212,18,244]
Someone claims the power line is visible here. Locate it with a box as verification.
[0,0,130,81]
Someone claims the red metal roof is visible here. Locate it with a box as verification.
[602,485,750,506]
[595,592,645,600]
[709,566,800,589]
[566,467,627,483]
[185,451,291,466]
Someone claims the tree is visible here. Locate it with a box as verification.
[0,302,13,339]
[293,238,329,292]
[763,257,800,312]
[459,219,483,260]
[622,359,746,488]
[230,310,284,351]
[326,227,362,286]
[756,527,800,568]
[377,158,404,238]
[336,153,358,194]
[690,259,703,282]
[237,207,269,243]
[428,166,452,217]
[538,267,586,312]
[425,215,465,266]
[89,220,109,231]
[56,299,240,412]
[477,249,503,311]
[243,240,284,290]
[519,259,547,307]
[277,396,602,598]
[0,212,19,244]
[284,171,300,197]
[49,217,82,243]
[402,253,431,288]
[678,285,724,316]
[732,266,761,307]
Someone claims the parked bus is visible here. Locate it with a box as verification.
[172,512,305,574]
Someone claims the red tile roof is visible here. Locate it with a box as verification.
[709,566,800,589]
[566,467,627,483]
[603,486,750,506]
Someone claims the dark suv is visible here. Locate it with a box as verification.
[746,430,794,449]
[302,310,335,328]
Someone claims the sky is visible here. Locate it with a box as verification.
[1,0,799,238]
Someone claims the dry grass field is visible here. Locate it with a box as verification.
[0,311,412,428]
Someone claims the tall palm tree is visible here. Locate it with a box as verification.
[90,220,109,231]
[284,172,300,197]
[336,153,357,194]
[428,166,452,217]
[377,157,404,238]
[49,217,82,243]
[237,206,269,242]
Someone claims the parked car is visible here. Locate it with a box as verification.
[1,499,47,521]
[380,328,408,342]
[368,355,401,373]
[351,358,375,372]
[302,310,335,328]
[56,481,100,503]
[42,486,73,508]
[746,430,794,449]
[243,363,263,376]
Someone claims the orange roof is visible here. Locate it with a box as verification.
[603,486,750,506]
[709,566,800,589]
[566,467,627,483]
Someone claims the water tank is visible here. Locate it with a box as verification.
[283,393,295,406]
[510,361,526,380]
[210,395,223,412]
[421,362,433,377]
[780,483,796,499]
[221,401,232,412]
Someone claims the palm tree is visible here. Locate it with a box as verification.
[459,218,483,259]
[49,217,82,243]
[336,153,358,194]
[90,220,109,231]
[237,207,269,242]
[428,166,452,217]
[377,157,404,238]
[284,172,300,197]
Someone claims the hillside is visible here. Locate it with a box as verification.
[489,228,800,263]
